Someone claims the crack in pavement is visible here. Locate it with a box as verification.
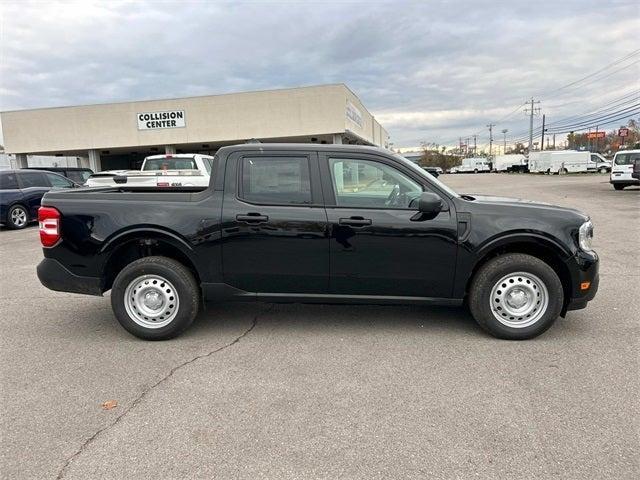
[55,305,271,479]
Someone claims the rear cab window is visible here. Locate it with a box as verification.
[239,156,312,205]
[143,158,197,170]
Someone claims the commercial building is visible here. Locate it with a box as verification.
[1,84,388,172]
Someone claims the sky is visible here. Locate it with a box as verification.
[1,0,638,149]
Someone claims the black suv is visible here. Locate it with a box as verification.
[1,170,77,229]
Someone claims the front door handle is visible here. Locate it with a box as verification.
[236,213,269,224]
[339,216,372,227]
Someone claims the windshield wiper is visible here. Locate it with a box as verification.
[460,194,476,201]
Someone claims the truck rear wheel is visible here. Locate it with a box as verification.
[468,253,563,340]
[111,256,200,340]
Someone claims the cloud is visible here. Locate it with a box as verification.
[1,0,638,147]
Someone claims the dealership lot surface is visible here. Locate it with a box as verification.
[1,174,638,479]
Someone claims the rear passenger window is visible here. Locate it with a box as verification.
[0,173,19,190]
[18,172,48,188]
[241,156,311,205]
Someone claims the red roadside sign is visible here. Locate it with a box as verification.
[618,127,629,137]
[587,131,606,139]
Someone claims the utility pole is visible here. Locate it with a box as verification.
[501,129,508,154]
[594,125,599,153]
[486,123,495,158]
[524,97,541,153]
[473,135,477,155]
[540,114,546,151]
[553,134,556,150]
[466,137,471,157]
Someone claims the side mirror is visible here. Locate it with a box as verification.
[418,192,444,213]
[412,192,445,221]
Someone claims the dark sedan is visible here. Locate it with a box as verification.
[0,170,77,229]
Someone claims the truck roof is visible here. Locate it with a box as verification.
[218,143,389,155]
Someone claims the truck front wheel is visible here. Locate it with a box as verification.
[468,253,563,340]
[111,256,200,340]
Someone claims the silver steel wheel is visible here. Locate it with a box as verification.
[11,207,27,227]
[124,274,179,329]
[490,272,549,328]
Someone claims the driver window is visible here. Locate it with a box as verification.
[329,158,422,208]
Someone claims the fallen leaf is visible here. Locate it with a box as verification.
[101,400,118,410]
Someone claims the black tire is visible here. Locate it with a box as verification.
[613,184,624,190]
[111,256,200,340]
[474,169,478,174]
[599,167,607,174]
[468,253,564,340]
[7,204,29,229]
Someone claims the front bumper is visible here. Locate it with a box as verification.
[37,258,103,296]
[564,251,599,313]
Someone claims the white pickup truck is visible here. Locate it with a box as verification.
[86,154,214,187]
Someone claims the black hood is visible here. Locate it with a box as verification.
[463,194,588,221]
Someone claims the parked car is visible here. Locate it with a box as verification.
[422,166,440,177]
[25,166,93,184]
[85,154,213,187]
[610,149,640,190]
[37,144,598,341]
[1,169,78,229]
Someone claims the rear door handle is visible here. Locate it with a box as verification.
[339,216,372,227]
[236,213,269,224]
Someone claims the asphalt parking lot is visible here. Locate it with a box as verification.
[1,173,638,479]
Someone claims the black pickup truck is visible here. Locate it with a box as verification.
[37,144,599,340]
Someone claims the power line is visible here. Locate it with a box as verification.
[546,106,640,133]
[539,49,640,98]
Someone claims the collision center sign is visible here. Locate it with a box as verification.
[137,110,185,130]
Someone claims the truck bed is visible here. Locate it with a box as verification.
[43,185,208,203]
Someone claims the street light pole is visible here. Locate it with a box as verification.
[501,129,508,154]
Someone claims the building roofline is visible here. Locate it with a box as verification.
[0,83,351,114]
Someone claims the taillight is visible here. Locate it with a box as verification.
[38,206,61,247]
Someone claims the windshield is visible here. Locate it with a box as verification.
[392,152,459,198]
[67,170,92,183]
[143,157,197,170]
[203,157,213,175]
[614,152,640,165]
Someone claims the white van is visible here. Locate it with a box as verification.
[610,149,640,190]
[456,157,491,173]
[528,151,591,174]
[493,154,527,173]
[588,153,611,173]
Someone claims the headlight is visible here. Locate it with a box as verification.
[579,220,594,252]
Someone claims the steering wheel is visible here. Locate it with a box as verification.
[384,184,401,206]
